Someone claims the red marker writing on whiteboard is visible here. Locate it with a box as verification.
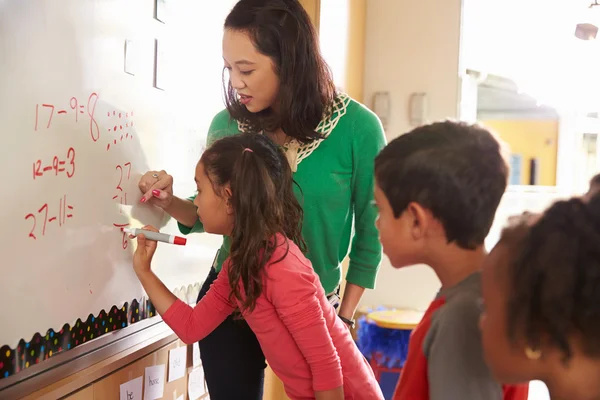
[122,227,187,246]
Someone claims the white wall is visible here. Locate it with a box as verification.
[362,0,463,139]
[319,0,350,91]
[360,0,463,310]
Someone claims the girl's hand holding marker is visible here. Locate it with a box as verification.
[122,227,187,246]
[122,226,186,273]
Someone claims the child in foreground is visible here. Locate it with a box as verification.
[373,120,529,399]
[131,134,383,400]
[480,189,600,400]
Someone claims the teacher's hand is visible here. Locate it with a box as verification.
[139,170,174,209]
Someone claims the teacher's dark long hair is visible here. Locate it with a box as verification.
[223,0,336,143]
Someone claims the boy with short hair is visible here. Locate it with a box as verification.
[373,121,529,400]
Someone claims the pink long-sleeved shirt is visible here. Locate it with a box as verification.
[161,234,383,400]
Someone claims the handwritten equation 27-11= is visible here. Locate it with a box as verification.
[34,93,99,142]
[25,195,74,240]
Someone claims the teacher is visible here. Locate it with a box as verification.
[138,0,385,398]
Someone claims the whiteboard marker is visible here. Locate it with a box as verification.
[122,227,187,246]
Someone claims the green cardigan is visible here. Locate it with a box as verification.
[179,94,385,293]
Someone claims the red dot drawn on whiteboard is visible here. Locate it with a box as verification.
[106,110,134,151]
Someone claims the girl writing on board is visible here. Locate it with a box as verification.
[132,134,383,400]
[138,0,385,398]
[479,190,600,400]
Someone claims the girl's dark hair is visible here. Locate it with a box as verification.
[200,133,306,312]
[502,193,600,362]
[223,0,337,143]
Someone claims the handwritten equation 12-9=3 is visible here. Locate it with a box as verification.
[33,147,75,180]
[34,93,99,142]
[25,195,74,240]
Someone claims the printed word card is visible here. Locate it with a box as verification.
[168,346,187,382]
[144,364,166,400]
[120,376,143,400]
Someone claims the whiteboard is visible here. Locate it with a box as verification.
[0,0,235,371]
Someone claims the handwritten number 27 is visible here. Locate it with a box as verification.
[116,163,131,191]
[25,204,49,240]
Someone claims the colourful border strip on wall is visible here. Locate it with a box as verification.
[0,297,157,380]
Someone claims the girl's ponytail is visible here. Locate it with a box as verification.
[228,144,285,312]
